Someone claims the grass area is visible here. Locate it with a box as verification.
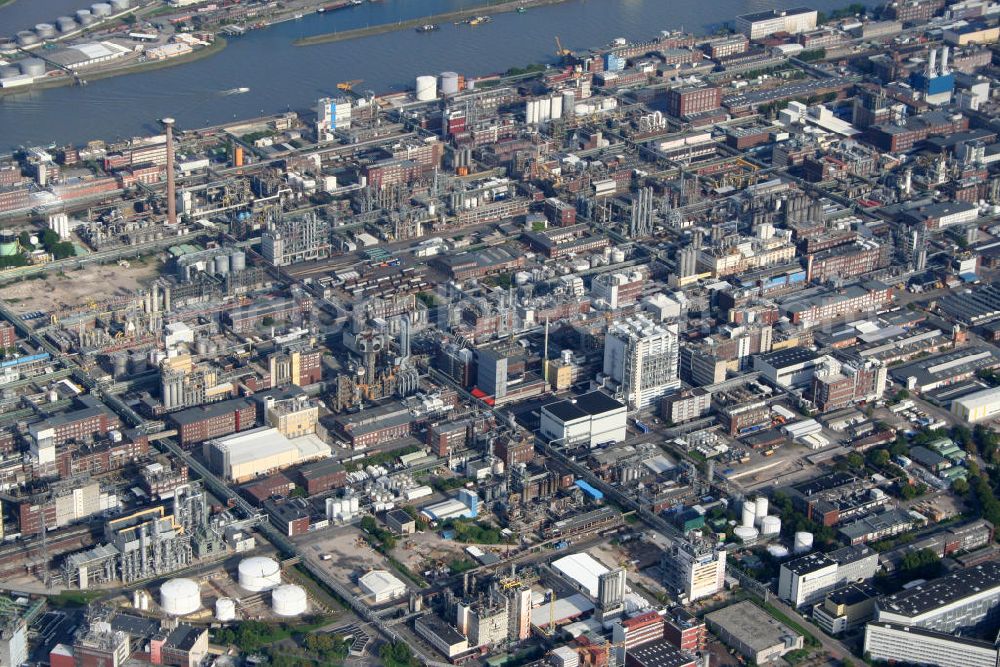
[757,598,819,647]
[48,590,104,607]
[288,564,346,611]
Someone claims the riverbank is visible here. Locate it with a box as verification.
[294,0,568,46]
[0,36,227,97]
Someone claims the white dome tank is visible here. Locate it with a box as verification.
[160,578,201,616]
[238,556,281,592]
[415,75,436,101]
[761,515,781,536]
[271,584,307,617]
[215,597,236,622]
[754,497,769,524]
[734,526,759,542]
[793,531,814,554]
[741,502,755,528]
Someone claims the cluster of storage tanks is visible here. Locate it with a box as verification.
[325,495,360,522]
[236,556,308,617]
[0,58,46,79]
[735,496,782,542]
[414,71,465,101]
[525,92,575,124]
[12,0,131,45]
[179,249,246,281]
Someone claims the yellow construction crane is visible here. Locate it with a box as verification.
[554,36,571,57]
[337,79,363,92]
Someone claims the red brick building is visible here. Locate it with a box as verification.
[168,398,257,446]
[665,85,721,118]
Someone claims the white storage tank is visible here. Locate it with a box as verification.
[91,3,113,17]
[741,502,755,528]
[793,531,814,554]
[214,254,229,275]
[611,247,626,263]
[271,584,307,617]
[76,9,95,25]
[56,16,78,32]
[415,75,436,101]
[238,556,281,592]
[230,250,246,272]
[160,578,201,616]
[215,597,236,622]
[734,526,758,542]
[20,59,46,77]
[16,31,40,46]
[439,71,459,95]
[767,544,790,559]
[760,515,781,536]
[35,24,57,39]
[754,497,769,525]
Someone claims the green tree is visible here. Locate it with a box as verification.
[17,231,33,250]
[847,452,865,469]
[952,478,970,495]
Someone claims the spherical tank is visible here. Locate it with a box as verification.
[761,515,781,536]
[271,584,307,617]
[19,58,46,77]
[415,75,436,101]
[91,3,113,17]
[35,24,57,39]
[56,17,78,32]
[215,597,236,622]
[160,578,201,616]
[16,31,40,46]
[439,72,459,95]
[793,531,814,554]
[239,556,281,592]
[75,10,95,25]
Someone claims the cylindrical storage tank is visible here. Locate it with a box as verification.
[0,66,19,79]
[230,250,246,272]
[562,90,576,112]
[35,24,57,39]
[19,58,45,77]
[76,10,94,25]
[767,545,790,559]
[214,254,229,275]
[754,497,769,524]
[415,75,436,101]
[734,526,758,542]
[17,31,40,46]
[160,578,201,616]
[57,17,78,32]
[611,248,626,263]
[350,497,359,512]
[271,584,307,617]
[440,71,459,95]
[741,502,755,528]
[526,100,537,124]
[761,515,781,536]
[793,531,814,554]
[0,231,18,257]
[215,597,236,622]
[238,556,281,592]
[91,3,112,17]
[550,94,563,120]
[110,0,130,10]
[195,338,208,355]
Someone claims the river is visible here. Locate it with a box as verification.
[0,0,867,149]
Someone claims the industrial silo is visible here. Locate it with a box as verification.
[160,578,202,616]
[20,58,46,77]
[214,254,229,275]
[415,75,436,101]
[238,556,281,592]
[0,232,18,257]
[215,597,236,622]
[16,31,40,47]
[34,24,57,39]
[793,531,814,554]
[741,501,755,528]
[75,10,95,25]
[91,3,113,17]
[439,71,459,95]
[56,16,78,32]
[271,584,307,617]
[754,497,769,525]
[229,250,246,272]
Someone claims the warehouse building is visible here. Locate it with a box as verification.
[359,569,407,604]
[951,386,1000,423]
[890,345,1000,392]
[539,391,627,447]
[705,601,804,663]
[203,426,330,482]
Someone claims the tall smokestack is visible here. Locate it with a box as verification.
[163,117,177,226]
[927,48,937,77]
[940,46,949,75]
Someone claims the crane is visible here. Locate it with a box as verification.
[554,36,571,57]
[337,79,363,92]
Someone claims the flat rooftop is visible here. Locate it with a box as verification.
[878,560,1000,619]
[706,600,801,651]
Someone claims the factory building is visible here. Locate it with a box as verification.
[736,7,818,39]
[203,426,330,482]
[777,545,878,608]
[950,386,1000,422]
[168,398,257,446]
[706,601,804,664]
[261,212,332,267]
[539,391,627,447]
[359,569,407,604]
[603,315,681,409]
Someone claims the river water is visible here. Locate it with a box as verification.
[0,0,865,149]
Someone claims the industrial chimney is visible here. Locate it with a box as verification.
[927,48,937,78]
[940,46,950,75]
[162,117,177,226]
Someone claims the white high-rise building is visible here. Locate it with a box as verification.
[603,315,680,409]
[664,539,727,603]
[316,97,352,140]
